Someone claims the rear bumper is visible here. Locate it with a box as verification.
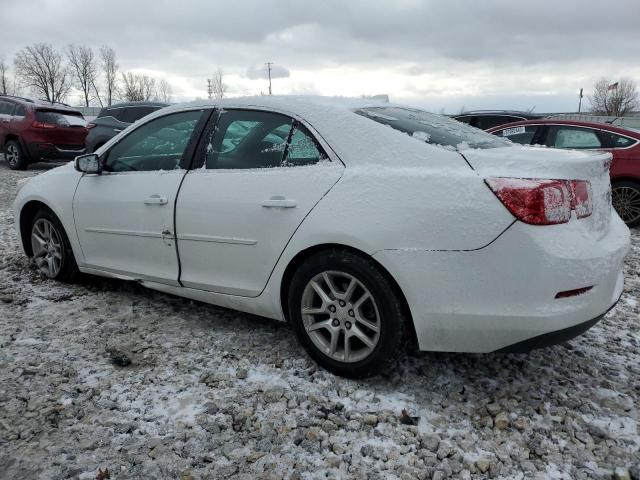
[26,142,85,162]
[373,213,630,352]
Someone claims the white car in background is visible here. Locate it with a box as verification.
[14,97,630,378]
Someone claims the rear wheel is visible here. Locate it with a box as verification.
[288,249,408,378]
[612,181,640,228]
[30,210,79,282]
[5,140,29,170]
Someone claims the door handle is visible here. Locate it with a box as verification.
[262,196,296,208]
[144,195,168,205]
[114,128,122,133]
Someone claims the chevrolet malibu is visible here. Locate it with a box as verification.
[14,97,630,378]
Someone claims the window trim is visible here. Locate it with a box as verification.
[191,107,337,170]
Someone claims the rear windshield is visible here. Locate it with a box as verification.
[355,106,510,150]
[36,110,86,127]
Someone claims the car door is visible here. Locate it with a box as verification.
[0,100,15,145]
[73,108,208,284]
[176,109,344,297]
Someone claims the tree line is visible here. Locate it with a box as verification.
[0,43,173,106]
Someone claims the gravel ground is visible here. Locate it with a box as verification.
[0,159,638,480]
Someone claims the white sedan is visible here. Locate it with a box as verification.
[14,97,630,378]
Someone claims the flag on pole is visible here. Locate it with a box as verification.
[607,82,619,91]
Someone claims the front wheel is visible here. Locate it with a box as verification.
[612,181,640,228]
[288,250,408,378]
[5,140,29,170]
[30,210,79,282]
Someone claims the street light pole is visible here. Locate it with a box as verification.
[578,87,583,113]
[265,62,273,95]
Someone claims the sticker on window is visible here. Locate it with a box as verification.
[502,126,526,137]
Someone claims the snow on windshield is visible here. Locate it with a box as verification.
[355,106,510,150]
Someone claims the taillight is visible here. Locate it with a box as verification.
[486,178,592,225]
[86,123,97,129]
[31,121,56,129]
[569,180,593,218]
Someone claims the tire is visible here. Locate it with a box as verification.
[30,209,79,282]
[5,139,29,170]
[288,249,408,378]
[612,181,640,228]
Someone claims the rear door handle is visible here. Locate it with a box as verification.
[144,195,168,205]
[261,196,296,208]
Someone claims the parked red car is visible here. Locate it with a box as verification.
[487,119,640,227]
[0,95,88,170]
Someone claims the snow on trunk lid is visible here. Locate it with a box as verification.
[462,146,613,238]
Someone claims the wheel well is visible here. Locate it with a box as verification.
[611,177,640,187]
[19,201,53,256]
[279,243,418,347]
[3,134,19,148]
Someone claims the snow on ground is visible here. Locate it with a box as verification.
[0,158,638,480]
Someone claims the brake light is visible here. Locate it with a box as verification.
[486,178,592,225]
[569,180,593,218]
[86,123,97,129]
[31,121,56,129]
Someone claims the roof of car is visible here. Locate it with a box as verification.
[455,110,544,119]
[0,95,82,113]
[486,118,640,138]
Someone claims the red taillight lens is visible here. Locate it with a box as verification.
[569,180,593,218]
[486,178,592,225]
[31,121,56,129]
[86,123,97,129]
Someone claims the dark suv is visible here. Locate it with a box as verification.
[85,101,169,152]
[0,95,88,170]
[453,110,544,130]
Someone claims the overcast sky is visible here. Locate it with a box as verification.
[1,0,639,112]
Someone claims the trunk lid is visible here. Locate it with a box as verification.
[462,146,613,238]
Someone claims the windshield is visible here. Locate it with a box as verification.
[355,106,510,150]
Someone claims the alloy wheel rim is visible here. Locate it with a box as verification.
[31,219,63,278]
[301,270,381,363]
[612,186,640,225]
[6,144,19,166]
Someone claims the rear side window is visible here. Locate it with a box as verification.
[493,125,539,145]
[356,107,509,150]
[14,105,26,117]
[547,126,602,149]
[204,110,328,169]
[35,110,86,127]
[604,132,637,149]
[122,106,163,124]
[0,101,15,115]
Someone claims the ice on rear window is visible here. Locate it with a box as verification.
[35,110,86,127]
[355,106,509,150]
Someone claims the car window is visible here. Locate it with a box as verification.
[0,101,15,116]
[204,110,327,169]
[35,110,86,127]
[122,106,162,124]
[548,126,602,149]
[605,132,637,149]
[493,125,539,145]
[104,110,203,172]
[13,105,26,117]
[356,107,509,150]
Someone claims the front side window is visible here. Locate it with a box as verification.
[547,126,602,149]
[204,110,327,169]
[356,107,509,150]
[493,125,539,145]
[104,109,203,172]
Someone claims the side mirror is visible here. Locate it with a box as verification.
[75,153,102,174]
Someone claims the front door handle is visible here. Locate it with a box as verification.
[114,128,122,133]
[144,195,168,205]
[262,196,296,208]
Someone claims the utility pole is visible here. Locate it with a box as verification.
[265,62,273,95]
[207,79,213,99]
[578,88,583,113]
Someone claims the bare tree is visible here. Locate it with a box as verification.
[120,72,157,101]
[14,43,72,103]
[100,46,118,106]
[0,56,9,95]
[67,44,101,106]
[211,69,228,99]
[158,79,173,102]
[590,78,639,116]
